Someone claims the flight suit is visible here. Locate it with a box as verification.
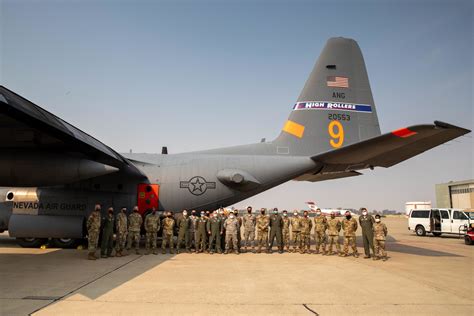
[342,217,359,257]
[144,212,160,254]
[161,216,175,254]
[207,216,223,253]
[373,221,388,260]
[327,217,342,255]
[100,213,115,257]
[256,214,270,253]
[87,211,101,259]
[268,214,283,253]
[115,212,128,256]
[282,216,290,252]
[359,215,375,258]
[188,215,199,250]
[290,216,301,253]
[176,215,191,253]
[313,215,328,254]
[223,217,240,253]
[242,213,256,252]
[235,215,242,251]
[127,212,143,254]
[195,216,209,253]
[299,216,312,253]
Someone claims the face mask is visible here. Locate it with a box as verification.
[273,211,277,215]
[248,210,252,214]
[183,212,187,216]
[331,215,335,219]
[316,212,321,217]
[283,213,287,217]
[192,213,196,216]
[304,214,308,217]
[346,215,351,220]
[229,215,234,219]
[261,211,265,214]
[213,214,218,218]
[362,211,368,216]
[375,218,380,223]
[293,213,298,216]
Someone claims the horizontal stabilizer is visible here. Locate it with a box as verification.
[311,121,470,173]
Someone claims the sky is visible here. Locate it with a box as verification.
[1,0,472,212]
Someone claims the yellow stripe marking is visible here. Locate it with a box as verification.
[282,120,305,138]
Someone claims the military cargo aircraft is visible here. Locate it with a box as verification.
[0,37,470,247]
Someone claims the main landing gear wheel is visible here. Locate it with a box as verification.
[51,238,78,248]
[16,237,48,248]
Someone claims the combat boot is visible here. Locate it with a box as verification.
[162,250,167,254]
[101,254,107,258]
[122,250,128,256]
[234,250,239,255]
[372,256,377,260]
[382,256,387,261]
[340,253,346,257]
[115,251,122,257]
[88,252,96,260]
[176,249,180,254]
[108,253,115,258]
[135,249,140,255]
[170,248,175,254]
[353,253,359,258]
[145,250,150,255]
[153,250,158,255]
[224,250,228,254]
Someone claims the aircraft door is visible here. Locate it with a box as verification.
[137,184,160,214]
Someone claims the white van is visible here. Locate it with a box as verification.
[408,208,473,236]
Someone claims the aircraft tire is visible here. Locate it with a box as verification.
[415,225,426,237]
[51,238,78,248]
[16,237,48,248]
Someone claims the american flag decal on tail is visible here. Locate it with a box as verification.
[327,76,349,88]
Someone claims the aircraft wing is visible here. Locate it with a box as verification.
[311,121,470,173]
[0,86,144,185]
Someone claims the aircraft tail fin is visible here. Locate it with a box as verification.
[274,37,381,156]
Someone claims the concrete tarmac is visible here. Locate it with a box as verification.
[0,217,472,316]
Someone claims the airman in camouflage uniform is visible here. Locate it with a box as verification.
[327,212,341,255]
[290,210,301,253]
[127,206,143,254]
[268,208,283,254]
[144,208,160,255]
[161,211,175,254]
[188,210,198,251]
[256,208,270,253]
[282,210,290,252]
[195,212,209,253]
[313,209,328,255]
[242,206,256,253]
[342,211,359,257]
[87,204,101,260]
[115,207,128,257]
[233,209,242,252]
[299,211,312,254]
[373,214,388,261]
[176,210,191,253]
[223,212,240,254]
[207,212,223,254]
[100,207,115,258]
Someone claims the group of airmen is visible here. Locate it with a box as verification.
[86,205,388,261]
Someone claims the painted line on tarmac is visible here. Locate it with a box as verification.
[302,304,319,315]
[28,254,144,316]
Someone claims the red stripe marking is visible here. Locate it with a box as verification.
[392,127,417,138]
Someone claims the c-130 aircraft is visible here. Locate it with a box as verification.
[0,37,469,247]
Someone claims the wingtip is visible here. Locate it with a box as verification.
[434,120,471,134]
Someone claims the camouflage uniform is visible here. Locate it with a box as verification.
[313,215,328,254]
[327,217,342,255]
[282,216,290,251]
[256,214,270,253]
[299,216,312,253]
[359,214,375,258]
[373,221,388,260]
[144,212,160,254]
[188,214,199,250]
[223,216,240,253]
[100,212,115,257]
[115,211,128,256]
[207,216,223,253]
[242,213,256,252]
[195,216,209,253]
[161,215,175,253]
[290,216,301,252]
[127,212,143,254]
[235,214,242,251]
[87,210,101,258]
[176,215,191,253]
[342,217,359,257]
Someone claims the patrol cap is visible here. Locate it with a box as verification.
[374,214,381,219]
[233,209,238,214]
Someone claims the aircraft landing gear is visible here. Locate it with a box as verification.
[51,238,78,248]
[16,237,48,248]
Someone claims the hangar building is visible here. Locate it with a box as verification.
[435,179,474,209]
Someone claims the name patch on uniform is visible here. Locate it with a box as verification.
[293,101,372,113]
